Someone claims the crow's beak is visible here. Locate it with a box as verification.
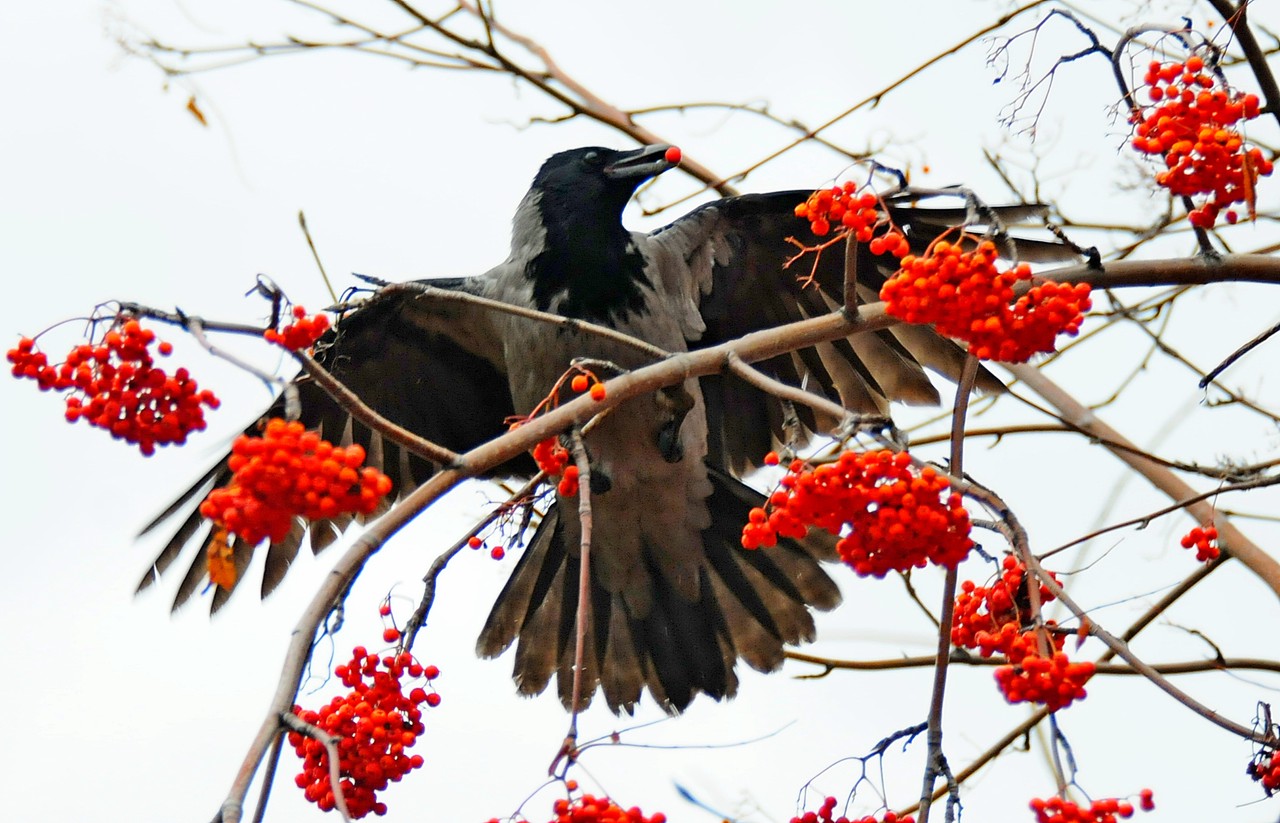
[603,144,680,181]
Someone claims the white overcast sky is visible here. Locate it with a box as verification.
[3,2,1280,822]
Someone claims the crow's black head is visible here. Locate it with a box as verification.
[532,145,678,216]
[527,145,680,323]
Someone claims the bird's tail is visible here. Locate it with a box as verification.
[475,465,842,714]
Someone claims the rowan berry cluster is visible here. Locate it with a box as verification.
[1130,55,1273,228]
[952,555,1062,658]
[790,796,914,823]
[289,646,439,818]
[794,184,910,256]
[497,794,667,823]
[953,558,1094,710]
[994,640,1095,712]
[1248,747,1280,794]
[880,238,1092,363]
[741,450,973,578]
[8,320,221,456]
[467,536,507,560]
[1029,789,1153,823]
[1179,524,1220,562]
[569,372,607,402]
[532,437,580,496]
[264,305,331,351]
[200,418,394,546]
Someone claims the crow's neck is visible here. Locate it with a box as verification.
[527,202,650,325]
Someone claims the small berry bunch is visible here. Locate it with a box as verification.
[742,450,973,578]
[8,320,220,456]
[507,794,667,823]
[1248,746,1280,795]
[790,796,914,823]
[1130,54,1273,228]
[264,305,331,351]
[1029,790,1154,823]
[289,646,440,818]
[200,418,394,546]
[952,555,1062,658]
[954,559,1093,710]
[880,238,1092,363]
[532,436,580,496]
[467,535,507,561]
[994,644,1095,712]
[794,183,910,256]
[1179,523,1220,562]
[570,371,607,402]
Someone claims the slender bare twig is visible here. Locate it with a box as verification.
[557,426,594,772]
[916,355,979,823]
[298,211,338,305]
[786,650,1280,677]
[1003,362,1280,599]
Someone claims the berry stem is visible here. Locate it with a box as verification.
[280,710,355,823]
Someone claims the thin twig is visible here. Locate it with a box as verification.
[916,355,979,823]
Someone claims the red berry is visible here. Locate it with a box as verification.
[663,146,682,165]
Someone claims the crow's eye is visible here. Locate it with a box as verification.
[583,151,600,165]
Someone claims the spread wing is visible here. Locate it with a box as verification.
[137,278,526,612]
[644,190,1080,474]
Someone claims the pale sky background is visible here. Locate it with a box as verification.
[3,1,1280,822]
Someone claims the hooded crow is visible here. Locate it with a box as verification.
[139,144,1066,714]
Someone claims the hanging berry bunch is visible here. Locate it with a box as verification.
[1248,745,1280,795]
[951,556,1093,710]
[495,794,668,823]
[8,319,220,456]
[200,418,393,547]
[880,237,1092,363]
[531,436,580,496]
[952,555,1063,658]
[1178,523,1220,562]
[790,796,915,823]
[290,646,440,818]
[1028,789,1154,823]
[742,450,973,578]
[264,305,332,351]
[794,183,910,258]
[1130,53,1273,228]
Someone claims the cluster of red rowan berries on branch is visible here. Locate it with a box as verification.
[953,555,1094,710]
[742,449,973,577]
[952,555,1062,658]
[1179,523,1220,562]
[1029,789,1153,823]
[880,237,1092,363]
[1130,54,1273,228]
[790,796,914,823]
[570,370,608,402]
[467,535,507,560]
[290,645,439,818]
[794,183,910,257]
[199,418,394,548]
[994,643,1095,712]
[263,305,331,351]
[486,794,667,823]
[531,436,580,496]
[8,319,221,456]
[1248,747,1280,795]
